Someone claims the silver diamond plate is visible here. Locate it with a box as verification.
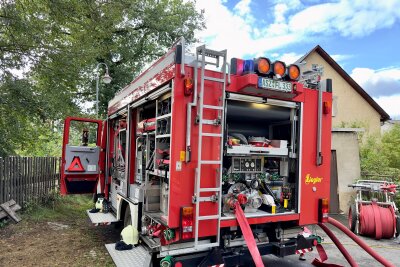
[105,243,152,267]
[86,210,119,225]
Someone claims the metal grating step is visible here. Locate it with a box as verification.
[86,210,119,226]
[105,243,152,267]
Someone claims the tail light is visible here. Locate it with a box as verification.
[319,198,329,223]
[180,206,193,239]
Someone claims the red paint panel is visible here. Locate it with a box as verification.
[299,89,332,225]
[168,65,194,228]
[168,64,223,238]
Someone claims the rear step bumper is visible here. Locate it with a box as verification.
[106,243,152,267]
[173,236,318,267]
[105,235,317,267]
[86,210,119,226]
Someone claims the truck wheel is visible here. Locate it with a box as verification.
[348,204,357,233]
[124,204,132,228]
[396,216,400,237]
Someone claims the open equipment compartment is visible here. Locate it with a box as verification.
[134,89,172,227]
[222,97,300,218]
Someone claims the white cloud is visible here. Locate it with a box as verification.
[234,0,252,16]
[194,0,400,59]
[374,95,400,119]
[270,52,303,64]
[351,67,400,97]
[288,1,400,38]
[194,1,400,119]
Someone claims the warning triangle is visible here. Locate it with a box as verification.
[67,156,85,172]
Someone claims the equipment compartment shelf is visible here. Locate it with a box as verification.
[148,169,170,178]
[226,145,288,156]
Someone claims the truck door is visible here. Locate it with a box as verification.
[61,117,104,195]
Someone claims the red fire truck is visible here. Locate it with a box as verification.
[60,38,395,267]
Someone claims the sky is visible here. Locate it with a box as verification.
[192,0,400,119]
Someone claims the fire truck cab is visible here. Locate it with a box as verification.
[61,38,333,266]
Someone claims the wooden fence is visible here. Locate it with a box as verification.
[0,157,60,206]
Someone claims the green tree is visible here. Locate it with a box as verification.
[359,125,400,179]
[0,0,204,156]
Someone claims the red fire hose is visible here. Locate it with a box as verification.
[234,202,264,267]
[328,217,396,267]
[359,203,396,239]
[318,223,358,267]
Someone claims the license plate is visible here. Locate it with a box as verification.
[258,77,292,93]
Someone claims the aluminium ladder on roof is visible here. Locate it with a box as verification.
[193,45,227,250]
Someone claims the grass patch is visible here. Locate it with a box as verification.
[23,192,94,222]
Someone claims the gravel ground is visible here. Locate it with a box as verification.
[262,214,400,267]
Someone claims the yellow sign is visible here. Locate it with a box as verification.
[305,174,323,185]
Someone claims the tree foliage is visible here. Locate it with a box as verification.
[359,125,400,180]
[0,0,204,156]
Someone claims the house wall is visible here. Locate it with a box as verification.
[331,130,361,212]
[302,52,382,135]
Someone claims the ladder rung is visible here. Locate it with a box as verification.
[195,242,219,249]
[201,133,222,137]
[200,160,221,164]
[198,215,219,221]
[198,48,226,58]
[203,105,223,110]
[204,76,225,83]
[204,61,219,66]
[202,119,220,125]
[198,196,216,202]
[200,187,220,192]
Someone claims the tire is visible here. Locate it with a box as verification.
[348,204,357,233]
[396,216,400,238]
[123,204,132,228]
